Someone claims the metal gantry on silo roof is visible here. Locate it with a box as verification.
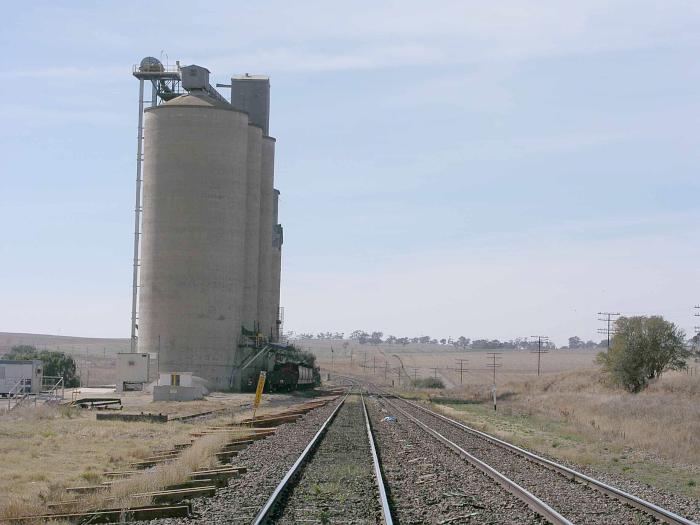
[132,59,283,390]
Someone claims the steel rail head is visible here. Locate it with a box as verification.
[250,391,350,525]
[378,394,574,525]
[360,392,394,525]
[398,397,697,525]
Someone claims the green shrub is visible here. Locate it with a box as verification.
[412,377,445,389]
[598,316,690,392]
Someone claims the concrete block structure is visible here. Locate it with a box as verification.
[135,62,283,391]
[153,372,203,401]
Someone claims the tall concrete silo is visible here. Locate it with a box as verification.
[229,75,279,340]
[258,137,276,339]
[138,89,250,390]
[242,124,263,330]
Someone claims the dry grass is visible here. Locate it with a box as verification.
[498,369,700,465]
[0,404,198,520]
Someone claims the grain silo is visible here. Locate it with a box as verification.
[242,124,263,331]
[229,75,280,341]
[132,62,283,391]
[138,66,249,390]
[258,136,276,340]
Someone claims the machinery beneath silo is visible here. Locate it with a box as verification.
[130,58,285,391]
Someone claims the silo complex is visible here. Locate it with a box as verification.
[137,64,283,391]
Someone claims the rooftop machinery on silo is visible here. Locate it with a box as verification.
[129,57,284,391]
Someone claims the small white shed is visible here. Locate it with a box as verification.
[0,360,43,395]
[116,353,150,392]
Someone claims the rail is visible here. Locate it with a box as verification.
[251,392,349,524]
[361,393,394,525]
[399,396,696,525]
[378,393,573,525]
[251,390,394,525]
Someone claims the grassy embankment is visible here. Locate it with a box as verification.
[411,369,699,499]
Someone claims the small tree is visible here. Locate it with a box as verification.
[412,377,445,389]
[3,345,80,387]
[598,316,690,392]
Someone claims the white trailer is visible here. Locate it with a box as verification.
[0,360,43,395]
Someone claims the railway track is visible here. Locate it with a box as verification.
[374,389,697,525]
[251,391,393,524]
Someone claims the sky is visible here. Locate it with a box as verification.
[1,1,699,346]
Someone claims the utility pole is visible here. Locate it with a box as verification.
[350,349,353,367]
[412,367,419,381]
[455,358,468,384]
[331,346,335,377]
[598,312,620,351]
[485,353,502,411]
[430,367,439,379]
[363,352,367,371]
[530,336,549,377]
[384,361,388,380]
[373,355,376,374]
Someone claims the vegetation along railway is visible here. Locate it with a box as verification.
[137,379,698,525]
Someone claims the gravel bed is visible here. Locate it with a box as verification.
[272,394,382,524]
[146,394,345,525]
[426,401,700,523]
[368,395,545,524]
[508,445,700,523]
[391,397,661,525]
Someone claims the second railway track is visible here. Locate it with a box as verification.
[374,389,697,525]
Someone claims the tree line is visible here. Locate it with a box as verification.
[289,330,605,350]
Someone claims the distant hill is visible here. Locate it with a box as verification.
[0,332,129,358]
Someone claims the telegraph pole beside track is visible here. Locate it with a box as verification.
[530,336,549,377]
[485,353,502,411]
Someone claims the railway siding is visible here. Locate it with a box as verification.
[389,395,686,525]
[367,394,545,524]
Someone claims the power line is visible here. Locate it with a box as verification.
[485,352,503,411]
[530,335,549,377]
[597,312,620,351]
[454,358,468,385]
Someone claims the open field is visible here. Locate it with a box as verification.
[308,339,700,500]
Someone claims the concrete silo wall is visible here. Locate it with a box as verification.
[242,125,263,331]
[138,96,249,390]
[257,137,276,340]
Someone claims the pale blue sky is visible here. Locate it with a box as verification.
[1,1,698,345]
